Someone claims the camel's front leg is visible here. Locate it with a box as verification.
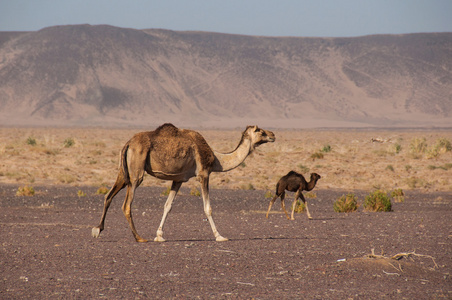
[154,181,182,242]
[266,194,279,218]
[297,193,312,220]
[290,191,300,221]
[200,176,227,241]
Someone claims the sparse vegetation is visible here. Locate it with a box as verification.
[26,137,37,146]
[161,186,171,196]
[391,188,405,203]
[240,183,255,190]
[96,186,109,195]
[410,137,427,157]
[394,143,402,154]
[16,186,35,196]
[334,193,358,213]
[63,138,75,148]
[305,191,317,199]
[297,164,310,173]
[310,152,324,160]
[0,128,450,192]
[77,190,87,197]
[190,187,201,197]
[291,200,305,213]
[321,145,332,153]
[264,190,273,198]
[363,190,392,212]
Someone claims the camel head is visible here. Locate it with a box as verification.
[244,125,275,150]
[310,173,322,183]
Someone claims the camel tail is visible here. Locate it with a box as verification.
[275,181,281,196]
[121,143,130,185]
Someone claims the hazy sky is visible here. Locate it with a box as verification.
[1,0,451,37]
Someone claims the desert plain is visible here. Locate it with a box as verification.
[0,127,451,299]
[1,127,451,192]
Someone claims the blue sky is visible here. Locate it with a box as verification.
[1,0,451,37]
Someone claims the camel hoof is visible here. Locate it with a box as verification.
[216,236,228,242]
[308,216,313,220]
[154,236,166,242]
[136,238,148,243]
[290,218,295,221]
[91,227,101,238]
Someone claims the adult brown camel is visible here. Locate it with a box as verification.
[266,171,321,220]
[92,123,275,242]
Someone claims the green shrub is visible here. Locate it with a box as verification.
[26,137,37,146]
[321,145,332,153]
[291,200,305,213]
[63,138,75,148]
[334,193,358,213]
[363,190,392,212]
[16,186,35,196]
[394,143,402,154]
[385,165,394,172]
[390,188,405,203]
[77,190,87,197]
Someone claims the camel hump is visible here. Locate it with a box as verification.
[286,170,300,177]
[154,123,179,136]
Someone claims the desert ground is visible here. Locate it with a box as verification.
[0,127,451,298]
[0,127,451,192]
[1,184,450,299]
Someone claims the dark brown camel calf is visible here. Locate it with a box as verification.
[266,171,321,220]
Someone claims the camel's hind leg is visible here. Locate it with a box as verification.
[200,176,227,242]
[266,194,280,218]
[279,192,292,220]
[92,173,126,238]
[154,181,182,242]
[122,178,147,242]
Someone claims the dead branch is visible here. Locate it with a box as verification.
[366,249,439,270]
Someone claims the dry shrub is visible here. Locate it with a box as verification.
[96,186,109,195]
[190,187,201,197]
[391,188,405,203]
[16,186,35,196]
[410,137,427,156]
[334,193,358,213]
[364,190,392,212]
[77,190,87,197]
[291,200,306,213]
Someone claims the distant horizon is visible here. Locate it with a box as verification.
[1,1,452,38]
[1,23,451,40]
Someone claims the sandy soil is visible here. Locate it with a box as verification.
[1,127,451,192]
[1,184,450,299]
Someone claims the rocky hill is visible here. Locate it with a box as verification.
[0,24,451,128]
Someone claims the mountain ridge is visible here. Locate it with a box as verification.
[0,25,451,128]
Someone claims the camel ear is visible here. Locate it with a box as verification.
[252,125,258,132]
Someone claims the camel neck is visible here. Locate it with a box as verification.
[307,180,317,191]
[212,138,252,172]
